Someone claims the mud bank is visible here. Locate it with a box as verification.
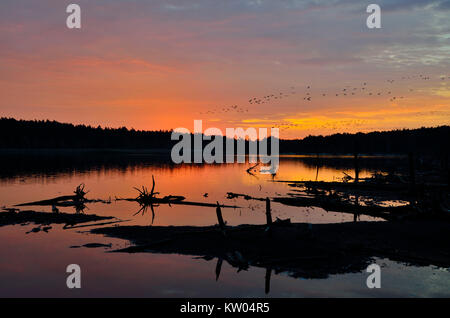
[91,220,450,279]
[0,210,114,227]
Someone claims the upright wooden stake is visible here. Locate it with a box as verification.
[354,153,359,183]
[265,197,272,226]
[216,202,226,231]
[315,153,320,181]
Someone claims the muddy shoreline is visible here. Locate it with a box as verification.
[90,220,450,279]
[0,210,114,228]
[1,207,449,280]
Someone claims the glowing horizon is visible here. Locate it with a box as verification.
[1,0,449,139]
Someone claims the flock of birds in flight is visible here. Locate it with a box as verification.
[198,74,449,130]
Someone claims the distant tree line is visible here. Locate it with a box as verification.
[280,126,450,155]
[1,118,449,155]
[0,118,174,149]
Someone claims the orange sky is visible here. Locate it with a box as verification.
[0,0,449,139]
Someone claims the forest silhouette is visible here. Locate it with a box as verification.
[1,117,448,155]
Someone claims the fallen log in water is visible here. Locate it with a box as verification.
[15,195,80,207]
[117,177,240,209]
[15,183,90,207]
[90,220,450,279]
[225,190,412,221]
[269,179,449,219]
[272,196,411,221]
[116,197,239,209]
[226,192,266,201]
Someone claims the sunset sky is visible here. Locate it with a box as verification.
[1,0,449,138]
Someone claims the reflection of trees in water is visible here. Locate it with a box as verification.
[0,152,175,182]
[0,153,406,182]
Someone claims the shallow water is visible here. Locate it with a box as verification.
[0,153,448,297]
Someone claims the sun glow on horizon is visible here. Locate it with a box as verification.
[0,1,449,138]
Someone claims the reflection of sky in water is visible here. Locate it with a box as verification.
[1,155,447,297]
[0,224,448,297]
[0,155,388,225]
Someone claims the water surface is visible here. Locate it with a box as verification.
[0,153,448,297]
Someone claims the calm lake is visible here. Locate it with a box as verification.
[0,152,448,297]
